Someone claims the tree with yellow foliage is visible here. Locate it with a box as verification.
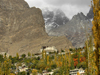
[32,69,38,75]
[42,50,46,60]
[2,58,12,75]
[88,36,97,74]
[85,35,97,75]
[57,55,62,68]
[65,53,70,75]
[16,53,19,60]
[47,55,49,65]
[0,66,3,75]
[92,0,100,74]
[77,72,80,75]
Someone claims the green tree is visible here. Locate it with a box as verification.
[16,53,19,60]
[0,54,4,62]
[84,39,89,75]
[51,63,57,69]
[70,57,74,70]
[4,53,7,59]
[0,63,3,75]
[78,52,80,64]
[11,57,17,64]
[19,71,26,75]
[28,52,31,57]
[36,61,46,70]
[21,54,26,59]
[42,50,46,60]
[9,55,12,60]
[2,58,12,75]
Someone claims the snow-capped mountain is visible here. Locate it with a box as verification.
[42,8,93,48]
[44,12,92,47]
[42,8,69,33]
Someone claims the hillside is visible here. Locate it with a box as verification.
[0,0,73,55]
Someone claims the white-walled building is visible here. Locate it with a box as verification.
[40,46,58,54]
[70,68,85,75]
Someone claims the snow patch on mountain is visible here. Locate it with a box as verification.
[42,8,69,33]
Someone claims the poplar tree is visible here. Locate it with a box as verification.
[70,57,74,70]
[47,55,49,65]
[78,52,80,64]
[85,35,97,74]
[16,53,19,60]
[28,52,31,57]
[2,58,12,75]
[92,0,100,74]
[42,50,46,60]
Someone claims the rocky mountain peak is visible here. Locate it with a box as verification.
[87,7,93,19]
[72,12,87,20]
[46,12,92,48]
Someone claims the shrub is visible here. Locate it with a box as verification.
[47,68,52,72]
[51,64,57,69]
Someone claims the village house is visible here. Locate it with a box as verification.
[70,68,85,75]
[40,46,58,54]
[42,72,53,75]
[19,67,28,72]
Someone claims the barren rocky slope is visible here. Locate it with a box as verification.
[0,0,73,56]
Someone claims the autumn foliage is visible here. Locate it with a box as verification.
[92,0,100,74]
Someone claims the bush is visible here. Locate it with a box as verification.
[19,71,26,75]
[61,49,64,52]
[53,70,60,75]
[76,62,86,69]
[36,57,40,60]
[69,48,73,51]
[36,61,46,70]
[21,54,26,58]
[50,56,54,59]
[51,64,57,69]
[47,68,52,72]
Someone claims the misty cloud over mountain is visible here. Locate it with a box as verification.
[25,0,92,19]
[42,8,69,33]
[42,8,93,48]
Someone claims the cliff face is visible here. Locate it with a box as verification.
[0,0,73,55]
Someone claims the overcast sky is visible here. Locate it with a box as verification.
[25,0,92,19]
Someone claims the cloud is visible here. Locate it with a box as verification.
[25,0,44,8]
[25,0,92,19]
[61,5,90,19]
[43,0,92,6]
